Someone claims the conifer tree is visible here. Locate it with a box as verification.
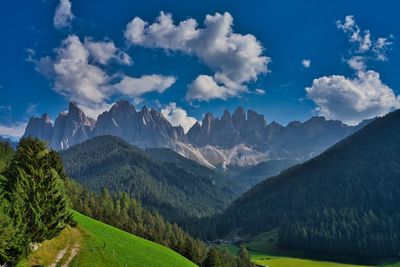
[236,246,254,267]
[6,138,72,243]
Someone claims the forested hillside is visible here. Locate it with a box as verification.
[216,109,400,260]
[61,135,237,223]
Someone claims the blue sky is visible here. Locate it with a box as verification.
[1,0,399,139]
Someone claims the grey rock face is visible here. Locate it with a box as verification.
[24,102,95,150]
[24,101,185,151]
[23,102,373,167]
[23,114,53,142]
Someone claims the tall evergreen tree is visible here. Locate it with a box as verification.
[6,138,72,243]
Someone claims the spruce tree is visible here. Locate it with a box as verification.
[6,138,72,243]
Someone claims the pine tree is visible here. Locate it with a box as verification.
[237,246,254,267]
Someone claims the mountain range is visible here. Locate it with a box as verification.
[23,100,372,168]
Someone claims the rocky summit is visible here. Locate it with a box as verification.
[23,101,370,168]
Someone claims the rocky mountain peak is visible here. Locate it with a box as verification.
[40,113,52,123]
[111,99,136,113]
[221,110,232,121]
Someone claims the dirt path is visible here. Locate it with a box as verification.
[61,243,80,267]
[49,246,68,267]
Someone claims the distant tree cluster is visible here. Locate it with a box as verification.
[0,138,72,265]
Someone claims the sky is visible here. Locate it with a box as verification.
[0,0,400,139]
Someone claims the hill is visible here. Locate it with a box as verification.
[216,109,400,260]
[61,135,237,222]
[18,211,196,267]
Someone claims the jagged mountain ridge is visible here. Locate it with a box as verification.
[23,100,371,168]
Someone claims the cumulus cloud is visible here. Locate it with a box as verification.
[306,70,400,125]
[51,35,109,105]
[31,35,175,114]
[161,102,197,133]
[84,38,133,65]
[114,74,176,96]
[186,75,231,101]
[53,0,74,29]
[0,122,27,139]
[125,12,270,101]
[302,59,311,68]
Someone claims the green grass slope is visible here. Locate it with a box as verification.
[20,211,197,267]
[72,211,197,267]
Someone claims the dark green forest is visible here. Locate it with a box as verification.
[214,109,400,260]
[61,135,237,223]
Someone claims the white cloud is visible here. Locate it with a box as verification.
[302,59,311,68]
[373,37,393,61]
[255,88,266,95]
[347,56,366,71]
[306,70,400,125]
[125,12,270,101]
[78,102,114,119]
[114,74,176,96]
[186,75,231,101]
[53,0,74,29]
[31,35,174,114]
[51,35,109,105]
[84,38,133,65]
[161,102,197,133]
[337,15,393,63]
[0,122,27,139]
